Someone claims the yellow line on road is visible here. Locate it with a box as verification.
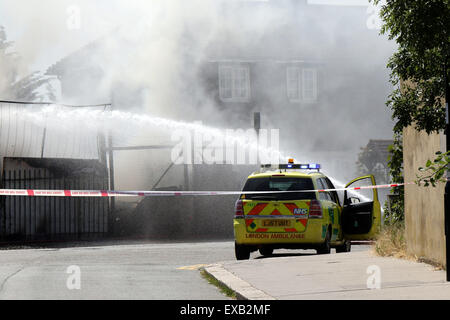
[177,264,209,270]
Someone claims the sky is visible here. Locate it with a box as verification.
[307,0,370,5]
[0,0,376,73]
[0,0,129,71]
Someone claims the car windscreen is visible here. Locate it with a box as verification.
[242,177,316,201]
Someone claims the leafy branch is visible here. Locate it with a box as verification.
[416,151,450,187]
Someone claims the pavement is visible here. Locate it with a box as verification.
[203,248,450,300]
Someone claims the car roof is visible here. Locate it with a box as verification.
[247,170,325,179]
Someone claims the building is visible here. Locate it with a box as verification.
[42,0,395,238]
[46,0,394,182]
[0,101,111,241]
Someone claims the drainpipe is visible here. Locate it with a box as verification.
[254,112,261,164]
[444,56,450,280]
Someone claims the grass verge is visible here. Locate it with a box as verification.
[200,269,237,299]
[373,223,408,259]
[373,223,445,270]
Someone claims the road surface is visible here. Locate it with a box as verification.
[0,240,236,300]
[0,240,372,300]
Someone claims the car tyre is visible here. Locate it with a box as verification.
[336,240,351,253]
[235,242,250,260]
[316,229,331,255]
[259,247,274,257]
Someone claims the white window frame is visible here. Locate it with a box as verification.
[286,66,318,103]
[302,68,318,103]
[286,66,302,102]
[219,64,251,103]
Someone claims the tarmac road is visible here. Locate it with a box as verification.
[0,240,236,300]
[0,240,375,300]
[5,239,444,301]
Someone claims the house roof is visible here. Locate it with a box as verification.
[366,139,393,157]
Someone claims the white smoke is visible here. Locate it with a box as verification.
[0,0,396,192]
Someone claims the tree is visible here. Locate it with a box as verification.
[372,0,450,223]
[375,0,449,134]
[356,140,391,185]
[0,25,52,101]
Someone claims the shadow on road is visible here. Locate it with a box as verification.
[254,252,317,259]
[0,236,234,250]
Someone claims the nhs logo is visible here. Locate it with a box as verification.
[293,208,308,216]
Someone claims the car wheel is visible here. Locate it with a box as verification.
[336,240,351,253]
[259,247,274,257]
[235,242,250,260]
[316,229,331,255]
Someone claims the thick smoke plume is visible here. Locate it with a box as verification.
[0,0,396,189]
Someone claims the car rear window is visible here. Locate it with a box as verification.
[242,177,316,201]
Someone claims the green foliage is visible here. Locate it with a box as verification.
[417,151,450,187]
[370,0,450,223]
[200,269,236,299]
[372,0,449,134]
[387,132,403,183]
[384,132,404,224]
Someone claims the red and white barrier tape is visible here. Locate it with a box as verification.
[0,182,411,198]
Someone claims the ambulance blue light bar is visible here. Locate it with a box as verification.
[261,163,321,171]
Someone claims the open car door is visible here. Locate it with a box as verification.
[342,175,381,240]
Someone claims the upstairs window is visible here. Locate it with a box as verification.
[286,67,318,103]
[219,64,251,102]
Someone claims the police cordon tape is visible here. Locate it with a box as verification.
[0,182,411,197]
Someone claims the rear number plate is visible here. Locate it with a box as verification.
[262,220,291,227]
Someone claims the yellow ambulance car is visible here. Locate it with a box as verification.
[233,162,381,260]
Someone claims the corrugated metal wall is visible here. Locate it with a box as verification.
[0,102,105,160]
[0,160,110,240]
[0,101,112,241]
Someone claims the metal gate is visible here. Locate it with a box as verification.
[0,167,109,240]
